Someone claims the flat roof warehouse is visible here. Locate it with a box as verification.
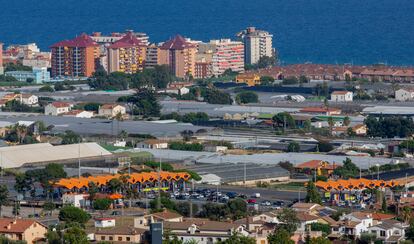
[0,143,111,169]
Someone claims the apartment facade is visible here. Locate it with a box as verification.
[197,39,244,77]
[238,27,273,65]
[145,43,160,68]
[0,42,3,75]
[50,33,100,77]
[158,35,196,78]
[107,32,146,74]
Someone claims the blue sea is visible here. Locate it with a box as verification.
[0,0,413,65]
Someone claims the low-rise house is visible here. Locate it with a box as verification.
[20,94,38,106]
[352,124,367,136]
[339,212,373,238]
[331,91,353,102]
[158,87,190,95]
[0,218,48,244]
[134,209,183,229]
[44,102,72,116]
[236,73,261,87]
[367,219,406,243]
[92,226,147,243]
[136,139,168,149]
[95,218,116,228]
[395,88,414,101]
[98,104,126,118]
[163,218,249,244]
[295,160,339,176]
[204,144,228,153]
[296,212,320,231]
[332,126,348,136]
[300,107,342,116]
[62,109,94,118]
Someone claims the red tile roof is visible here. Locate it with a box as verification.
[50,33,99,48]
[0,218,46,234]
[160,35,195,50]
[332,91,351,95]
[108,32,145,49]
[50,101,71,108]
[295,160,338,170]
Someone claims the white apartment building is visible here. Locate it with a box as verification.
[395,88,414,101]
[237,27,274,65]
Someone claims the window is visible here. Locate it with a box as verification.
[126,237,131,241]
[101,236,106,241]
[380,230,386,237]
[109,236,113,241]
[118,237,122,241]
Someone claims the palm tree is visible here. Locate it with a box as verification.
[0,185,9,217]
[16,124,28,144]
[328,117,335,133]
[114,112,124,137]
[402,206,412,223]
[343,116,351,126]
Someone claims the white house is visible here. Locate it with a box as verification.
[20,94,38,106]
[94,218,116,228]
[368,220,406,243]
[158,87,190,96]
[62,110,94,118]
[340,212,373,237]
[98,104,126,118]
[395,88,414,101]
[44,102,72,116]
[62,193,88,207]
[136,139,168,149]
[331,91,353,102]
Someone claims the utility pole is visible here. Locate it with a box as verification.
[406,173,408,195]
[244,162,246,187]
[157,157,162,210]
[78,140,81,178]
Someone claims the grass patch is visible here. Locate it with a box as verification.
[100,144,132,152]
[272,182,306,191]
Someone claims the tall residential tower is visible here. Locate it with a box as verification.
[107,32,147,74]
[237,27,274,65]
[50,34,100,77]
[158,35,196,78]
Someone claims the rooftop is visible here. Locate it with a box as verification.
[50,33,99,48]
[0,218,46,234]
[108,32,145,49]
[160,35,195,50]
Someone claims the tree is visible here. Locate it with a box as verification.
[401,206,412,223]
[127,89,161,117]
[0,236,26,244]
[175,202,199,217]
[60,130,82,144]
[360,233,377,244]
[203,88,233,104]
[277,208,299,234]
[381,195,387,213]
[63,226,89,244]
[317,141,333,152]
[333,158,359,179]
[217,232,256,244]
[38,85,54,92]
[235,91,258,104]
[327,117,334,132]
[43,201,55,216]
[260,76,275,86]
[267,229,294,244]
[257,56,277,69]
[287,142,300,152]
[272,112,295,129]
[304,120,312,132]
[310,223,331,236]
[93,198,112,216]
[83,102,101,112]
[299,75,309,84]
[305,180,322,204]
[108,178,122,193]
[343,116,351,126]
[282,76,299,85]
[0,185,9,216]
[309,237,332,244]
[89,71,130,91]
[58,206,90,224]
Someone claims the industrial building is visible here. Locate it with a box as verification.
[0,142,111,168]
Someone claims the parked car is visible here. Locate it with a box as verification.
[252,193,261,198]
[247,199,257,204]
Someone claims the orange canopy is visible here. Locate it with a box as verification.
[54,171,191,190]
[315,178,402,191]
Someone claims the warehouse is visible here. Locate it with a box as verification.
[0,142,112,168]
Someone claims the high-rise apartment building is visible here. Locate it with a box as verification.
[107,32,147,74]
[145,43,160,69]
[50,34,100,77]
[158,35,196,78]
[237,27,273,65]
[0,42,3,75]
[196,39,244,77]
